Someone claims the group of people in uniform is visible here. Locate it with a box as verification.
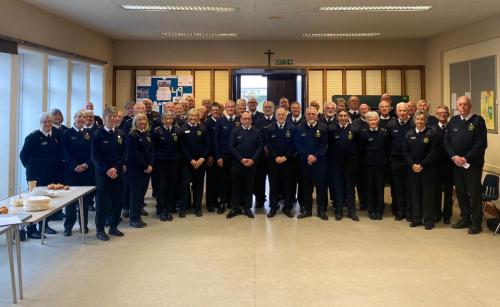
[18,93,487,241]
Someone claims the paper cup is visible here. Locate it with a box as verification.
[28,180,37,192]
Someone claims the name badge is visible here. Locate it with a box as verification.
[160,137,165,141]
[237,135,243,140]
[285,130,291,138]
[301,132,306,137]
[393,130,399,133]
[102,140,109,144]
[410,136,416,140]
[185,130,191,134]
[71,136,77,140]
[271,134,276,138]
[41,141,48,146]
[368,138,374,142]
[147,136,151,142]
[223,126,228,130]
[453,128,459,132]
[334,135,340,139]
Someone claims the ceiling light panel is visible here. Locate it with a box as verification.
[303,33,381,38]
[121,5,237,12]
[161,33,240,38]
[319,6,434,12]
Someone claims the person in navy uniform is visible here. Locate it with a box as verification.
[173,102,186,127]
[179,108,210,217]
[417,100,438,126]
[407,101,417,119]
[331,110,360,221]
[91,106,126,241]
[61,110,94,236]
[214,100,240,214]
[295,106,329,220]
[84,110,98,134]
[121,102,149,219]
[432,106,454,224]
[121,101,135,125]
[378,100,393,129]
[403,111,439,230]
[125,113,153,228]
[151,112,181,221]
[386,102,414,220]
[19,112,62,239]
[265,108,296,218]
[50,108,69,137]
[247,97,264,123]
[288,101,305,212]
[348,96,361,120]
[226,111,263,218]
[205,102,222,212]
[254,100,276,209]
[444,96,488,234]
[351,103,370,211]
[359,111,389,220]
[85,101,103,127]
[143,98,161,129]
[320,101,338,209]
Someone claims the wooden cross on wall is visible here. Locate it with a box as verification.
[264,49,275,67]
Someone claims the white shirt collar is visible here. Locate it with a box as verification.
[39,129,51,137]
[243,125,252,130]
[461,113,474,121]
[415,127,426,133]
[380,115,391,120]
[73,126,83,132]
[308,122,317,128]
[53,124,61,129]
[292,114,302,121]
[104,125,114,133]
[188,122,197,128]
[265,115,273,120]
[225,114,235,120]
[277,122,285,128]
[349,109,358,114]
[369,127,378,132]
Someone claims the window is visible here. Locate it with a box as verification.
[90,64,104,116]
[0,52,12,198]
[17,49,44,191]
[71,61,87,117]
[240,75,267,110]
[48,56,68,123]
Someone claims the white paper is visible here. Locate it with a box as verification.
[463,163,470,169]
[465,92,471,98]
[451,93,457,105]
[0,216,22,227]
[178,75,193,86]
[156,88,171,101]
[136,76,151,87]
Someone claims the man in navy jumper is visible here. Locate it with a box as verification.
[227,111,263,218]
[295,106,329,220]
[444,96,487,234]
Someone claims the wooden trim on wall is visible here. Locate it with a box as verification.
[131,69,136,102]
[342,69,346,95]
[381,68,386,94]
[361,68,366,95]
[112,68,116,106]
[322,69,327,105]
[421,67,426,99]
[401,68,406,96]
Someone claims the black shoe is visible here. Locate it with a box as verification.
[424,224,435,230]
[88,204,95,212]
[96,231,109,241]
[194,209,203,217]
[283,209,294,218]
[27,231,45,239]
[141,208,149,216]
[171,208,178,214]
[452,220,471,229]
[468,226,482,234]
[243,209,255,218]
[217,205,225,214]
[166,213,173,221]
[122,209,129,219]
[79,226,89,234]
[297,211,312,219]
[377,214,383,220]
[130,220,143,228]
[109,227,124,237]
[335,213,342,221]
[139,218,147,227]
[410,220,423,227]
[51,211,65,221]
[44,225,57,235]
[434,216,442,223]
[267,207,278,218]
[369,213,377,220]
[63,229,72,236]
[318,211,329,221]
[207,206,216,213]
[226,209,241,219]
[160,212,167,222]
[395,214,406,221]
[348,214,359,221]
[443,218,451,225]
[406,217,413,222]
[179,211,186,218]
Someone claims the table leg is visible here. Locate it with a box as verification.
[41,218,46,246]
[15,227,23,300]
[78,197,85,244]
[7,229,17,304]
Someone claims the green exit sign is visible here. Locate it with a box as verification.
[275,59,293,65]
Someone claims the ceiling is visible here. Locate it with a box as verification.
[23,0,500,40]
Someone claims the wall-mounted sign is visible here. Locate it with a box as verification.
[275,59,293,65]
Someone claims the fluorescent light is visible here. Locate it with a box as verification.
[120,5,237,12]
[319,6,434,12]
[303,33,381,38]
[161,33,240,38]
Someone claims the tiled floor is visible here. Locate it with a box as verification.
[1,194,499,306]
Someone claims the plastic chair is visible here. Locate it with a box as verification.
[482,174,500,235]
